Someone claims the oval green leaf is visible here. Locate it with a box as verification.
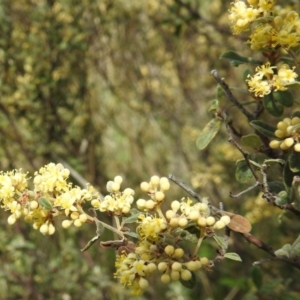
[224,252,242,261]
[273,90,294,107]
[213,235,228,250]
[275,191,288,205]
[263,93,284,117]
[220,50,263,66]
[241,134,262,150]
[235,160,254,183]
[38,197,53,211]
[250,120,276,138]
[196,118,222,150]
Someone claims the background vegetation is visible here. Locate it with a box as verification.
[0,0,299,299]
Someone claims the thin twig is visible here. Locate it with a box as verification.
[168,174,202,202]
[211,70,253,120]
[230,181,261,198]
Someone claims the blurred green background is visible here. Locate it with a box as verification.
[0,0,300,299]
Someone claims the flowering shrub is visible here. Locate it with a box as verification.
[2,0,300,297]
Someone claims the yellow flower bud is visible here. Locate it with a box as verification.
[294,143,300,152]
[275,130,285,138]
[291,117,300,125]
[197,217,207,227]
[178,217,188,227]
[220,215,231,225]
[79,213,88,223]
[185,260,202,271]
[145,199,156,209]
[137,199,146,209]
[147,263,157,273]
[111,182,120,192]
[40,223,49,235]
[170,270,180,281]
[114,175,123,184]
[158,262,168,272]
[199,203,208,212]
[206,216,215,226]
[161,273,171,283]
[269,140,281,149]
[166,209,176,219]
[200,257,209,266]
[188,210,200,220]
[139,277,149,289]
[62,219,73,228]
[7,214,16,225]
[165,245,175,256]
[48,223,55,235]
[74,219,82,227]
[155,191,165,201]
[150,175,160,187]
[169,217,179,227]
[181,269,192,281]
[173,248,184,258]
[171,200,180,212]
[30,200,39,210]
[172,262,182,271]
[140,181,150,192]
[160,181,170,191]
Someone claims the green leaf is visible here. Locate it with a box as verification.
[289,151,300,172]
[268,181,285,194]
[264,158,285,165]
[179,271,196,289]
[95,219,105,236]
[213,235,228,250]
[241,134,262,150]
[220,50,263,67]
[216,85,223,100]
[275,191,288,205]
[208,99,219,112]
[283,160,295,189]
[80,235,100,252]
[250,120,276,138]
[274,244,291,257]
[38,197,53,211]
[122,212,140,224]
[263,93,284,117]
[230,87,249,94]
[196,118,222,150]
[224,252,242,261]
[124,231,139,239]
[273,90,294,107]
[251,267,263,289]
[243,69,251,81]
[290,235,300,258]
[235,160,254,183]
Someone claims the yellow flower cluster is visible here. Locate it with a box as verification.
[229,1,300,51]
[113,176,232,295]
[136,175,170,211]
[246,63,298,97]
[0,168,237,295]
[91,175,135,215]
[0,163,100,235]
[165,198,231,230]
[269,116,300,152]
